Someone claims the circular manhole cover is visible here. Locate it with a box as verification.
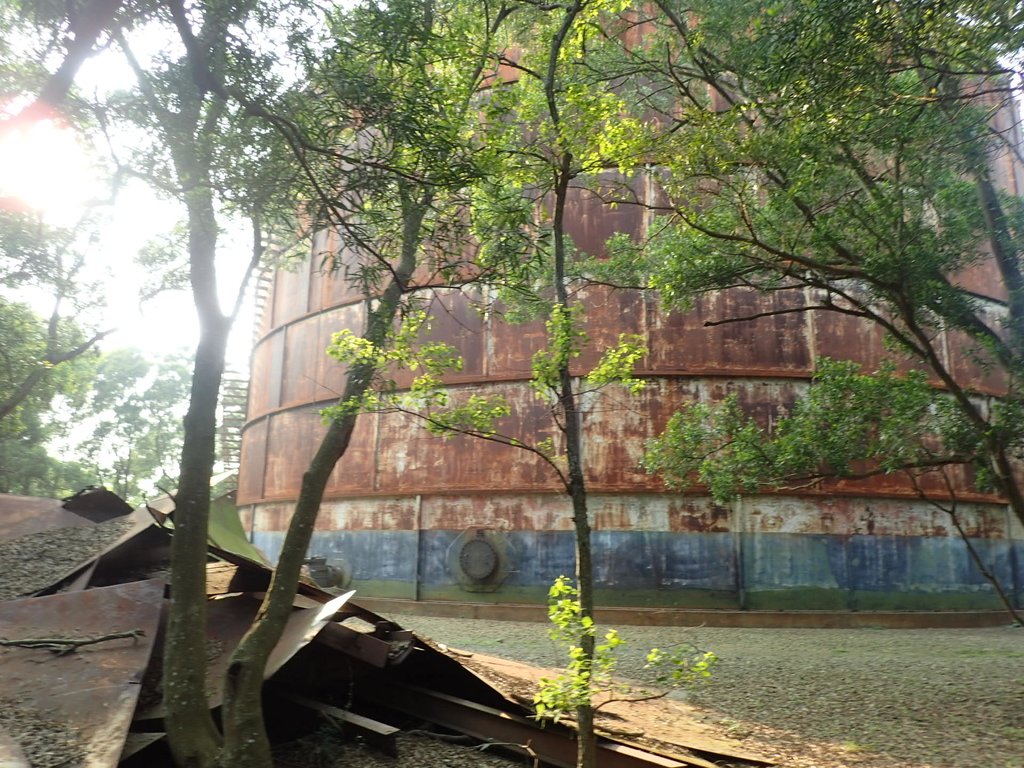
[459,538,499,581]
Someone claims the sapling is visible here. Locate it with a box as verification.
[534,576,717,724]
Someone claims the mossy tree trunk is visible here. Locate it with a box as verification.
[543,4,599,766]
[218,193,428,767]
[161,103,232,768]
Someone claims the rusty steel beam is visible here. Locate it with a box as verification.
[278,691,399,756]
[313,622,395,668]
[361,683,726,768]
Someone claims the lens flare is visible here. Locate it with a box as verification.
[0,105,100,224]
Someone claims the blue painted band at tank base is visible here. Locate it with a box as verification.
[251,529,1023,609]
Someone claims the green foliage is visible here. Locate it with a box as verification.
[0,406,94,497]
[135,225,191,300]
[421,394,512,438]
[613,0,1024,354]
[0,295,98,496]
[534,577,717,723]
[586,334,647,394]
[644,396,771,503]
[591,0,1024,525]
[75,348,193,502]
[322,310,470,420]
[292,0,501,290]
[0,297,91,424]
[535,576,623,723]
[644,645,717,689]
[0,163,111,499]
[644,359,978,503]
[531,304,588,395]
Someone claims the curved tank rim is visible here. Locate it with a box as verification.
[238,485,1010,506]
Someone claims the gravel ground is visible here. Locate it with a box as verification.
[0,696,86,768]
[381,614,1024,768]
[0,517,135,600]
[275,729,529,768]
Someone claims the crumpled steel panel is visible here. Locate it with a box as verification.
[0,497,154,599]
[0,580,163,768]
[0,495,90,542]
[136,591,352,719]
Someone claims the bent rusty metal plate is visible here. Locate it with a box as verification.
[202,553,409,669]
[59,508,164,594]
[62,487,133,522]
[0,493,154,599]
[0,579,164,768]
[0,494,92,542]
[82,523,172,591]
[135,590,355,722]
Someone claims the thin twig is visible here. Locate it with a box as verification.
[0,629,146,656]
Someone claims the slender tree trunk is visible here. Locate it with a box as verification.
[949,508,1024,624]
[541,2,595,763]
[164,190,229,768]
[549,133,598,765]
[218,194,428,767]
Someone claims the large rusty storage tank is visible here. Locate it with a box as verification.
[238,241,1023,620]
[237,115,1024,627]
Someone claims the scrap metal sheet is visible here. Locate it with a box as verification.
[0,495,91,542]
[136,590,356,721]
[0,494,153,600]
[0,579,164,768]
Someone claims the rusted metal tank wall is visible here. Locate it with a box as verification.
[237,130,1024,614]
[237,265,1024,611]
[239,488,1021,611]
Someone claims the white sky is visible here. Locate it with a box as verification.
[0,40,263,372]
[92,179,258,371]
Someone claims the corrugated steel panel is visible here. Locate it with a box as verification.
[487,312,548,379]
[242,369,1011,503]
[314,497,418,531]
[263,408,326,499]
[810,307,889,371]
[237,417,267,504]
[573,285,647,373]
[421,493,573,532]
[314,305,364,401]
[372,382,558,494]
[563,173,644,259]
[271,258,312,326]
[648,288,812,375]
[386,289,488,391]
[235,98,1024,616]
[248,330,283,419]
[947,304,1010,395]
[326,412,380,495]
[315,241,369,308]
[243,487,1021,611]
